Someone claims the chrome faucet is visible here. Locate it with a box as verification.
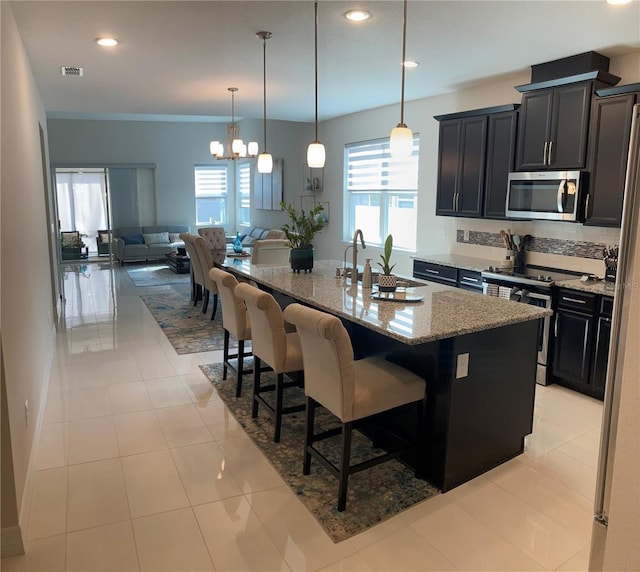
[341,229,366,281]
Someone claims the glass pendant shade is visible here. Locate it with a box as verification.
[390,125,413,158]
[257,152,273,174]
[232,138,244,155]
[307,142,326,169]
[209,141,220,156]
[247,141,259,156]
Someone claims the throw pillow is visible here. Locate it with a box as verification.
[168,232,182,243]
[241,236,256,247]
[98,232,110,243]
[121,234,144,245]
[143,232,170,244]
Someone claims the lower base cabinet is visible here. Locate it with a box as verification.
[551,288,611,400]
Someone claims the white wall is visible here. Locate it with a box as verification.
[47,117,314,232]
[1,1,56,532]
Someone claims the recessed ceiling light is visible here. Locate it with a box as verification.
[95,37,119,47]
[345,10,372,22]
[403,60,419,68]
[606,0,632,4]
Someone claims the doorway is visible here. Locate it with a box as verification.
[55,168,111,260]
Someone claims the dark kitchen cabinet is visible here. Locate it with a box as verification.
[516,82,592,171]
[412,260,483,293]
[585,89,639,227]
[435,105,519,219]
[435,116,487,217]
[551,288,610,400]
[483,110,519,219]
[413,260,457,286]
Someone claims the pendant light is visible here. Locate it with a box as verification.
[307,0,326,169]
[389,0,413,158]
[256,31,273,174]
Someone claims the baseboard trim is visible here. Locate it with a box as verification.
[1,525,24,559]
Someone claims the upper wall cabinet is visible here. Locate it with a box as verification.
[483,110,519,219]
[515,81,592,171]
[585,86,639,227]
[435,105,518,219]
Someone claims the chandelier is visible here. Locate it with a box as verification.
[210,87,258,160]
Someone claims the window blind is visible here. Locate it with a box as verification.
[346,136,419,192]
[195,165,227,197]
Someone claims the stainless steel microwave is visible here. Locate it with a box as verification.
[505,171,585,221]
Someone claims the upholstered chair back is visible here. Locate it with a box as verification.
[181,233,204,287]
[209,268,250,341]
[250,239,290,265]
[235,283,291,373]
[283,303,356,422]
[193,236,218,294]
[263,229,286,240]
[198,226,227,251]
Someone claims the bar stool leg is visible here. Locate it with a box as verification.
[252,357,261,418]
[274,373,284,443]
[236,340,245,398]
[337,422,353,512]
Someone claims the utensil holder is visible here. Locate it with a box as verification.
[512,250,525,274]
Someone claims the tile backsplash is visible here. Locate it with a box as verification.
[456,230,611,259]
[451,222,622,276]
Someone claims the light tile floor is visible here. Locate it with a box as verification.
[3,262,603,571]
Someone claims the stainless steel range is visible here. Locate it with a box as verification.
[481,265,582,385]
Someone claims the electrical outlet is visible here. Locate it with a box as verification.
[463,229,470,242]
[24,400,29,427]
[438,227,448,239]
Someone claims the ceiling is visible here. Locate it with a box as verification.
[10,0,640,124]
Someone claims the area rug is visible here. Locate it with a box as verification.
[126,265,190,287]
[141,289,236,354]
[200,362,439,543]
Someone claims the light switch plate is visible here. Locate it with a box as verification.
[456,353,469,379]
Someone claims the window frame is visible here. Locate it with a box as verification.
[194,164,228,227]
[236,161,252,228]
[344,135,420,250]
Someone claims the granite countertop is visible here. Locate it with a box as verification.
[223,258,551,346]
[555,278,617,297]
[413,253,496,272]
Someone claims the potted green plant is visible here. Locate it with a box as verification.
[280,201,326,272]
[377,234,397,292]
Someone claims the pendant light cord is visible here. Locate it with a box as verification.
[314,0,319,142]
[263,35,268,152]
[399,0,407,127]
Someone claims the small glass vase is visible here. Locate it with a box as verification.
[233,232,243,254]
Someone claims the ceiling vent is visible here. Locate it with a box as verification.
[61,66,84,77]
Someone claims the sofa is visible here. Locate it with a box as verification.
[240,227,286,247]
[113,225,190,264]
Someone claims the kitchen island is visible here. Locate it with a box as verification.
[223,258,551,492]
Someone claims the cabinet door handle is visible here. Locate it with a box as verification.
[554,315,559,338]
[543,141,549,166]
[601,317,612,323]
[460,276,479,283]
[455,192,460,212]
[547,141,553,165]
[452,193,456,211]
[562,296,587,304]
[421,268,441,275]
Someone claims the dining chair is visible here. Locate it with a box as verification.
[209,267,253,397]
[235,282,304,442]
[250,239,290,265]
[283,302,427,512]
[193,236,219,320]
[180,233,204,305]
[198,226,227,251]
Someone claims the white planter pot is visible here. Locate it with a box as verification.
[378,274,397,292]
